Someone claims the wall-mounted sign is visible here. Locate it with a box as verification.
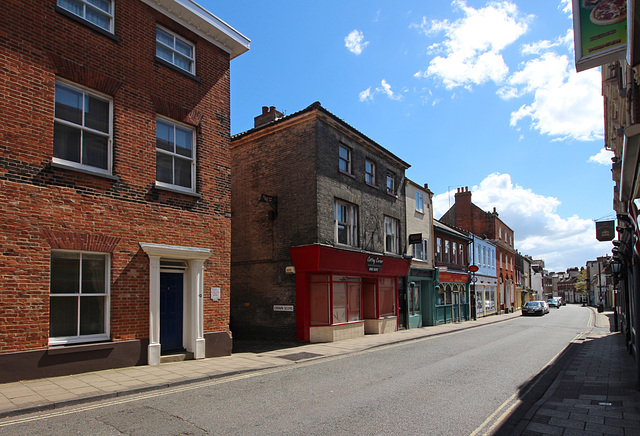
[273,305,294,312]
[596,220,615,241]
[210,287,221,301]
[469,265,479,273]
[408,233,423,245]
[366,256,383,272]
[572,0,627,72]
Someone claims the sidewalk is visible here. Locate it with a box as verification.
[1,307,638,435]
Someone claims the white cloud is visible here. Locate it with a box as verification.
[414,0,532,89]
[359,80,403,102]
[589,148,614,165]
[345,29,369,55]
[505,52,603,141]
[433,173,610,271]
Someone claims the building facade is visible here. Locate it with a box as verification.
[405,180,436,328]
[230,103,411,343]
[431,220,471,324]
[440,187,518,313]
[0,0,249,382]
[471,236,498,318]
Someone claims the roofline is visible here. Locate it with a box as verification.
[232,102,410,169]
[142,0,250,59]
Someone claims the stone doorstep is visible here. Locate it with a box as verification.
[160,351,194,364]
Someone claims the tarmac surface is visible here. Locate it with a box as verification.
[0,307,638,435]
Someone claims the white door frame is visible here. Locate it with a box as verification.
[140,242,212,366]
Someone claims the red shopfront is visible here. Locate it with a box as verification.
[290,244,411,342]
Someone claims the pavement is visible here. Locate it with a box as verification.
[0,307,638,435]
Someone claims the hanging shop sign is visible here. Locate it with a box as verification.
[408,233,423,245]
[572,0,627,72]
[596,220,615,241]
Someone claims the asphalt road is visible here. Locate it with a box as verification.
[0,305,591,435]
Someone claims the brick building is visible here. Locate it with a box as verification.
[440,187,518,313]
[230,103,411,343]
[0,0,249,382]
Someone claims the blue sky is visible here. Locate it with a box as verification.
[206,0,613,272]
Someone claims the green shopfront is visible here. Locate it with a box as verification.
[423,269,470,326]
[406,266,436,328]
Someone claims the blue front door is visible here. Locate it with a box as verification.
[160,272,183,353]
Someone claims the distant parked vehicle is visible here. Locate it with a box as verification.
[522,301,546,316]
[540,300,550,314]
[547,297,561,308]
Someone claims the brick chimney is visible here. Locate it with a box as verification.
[254,106,283,128]
[454,186,472,230]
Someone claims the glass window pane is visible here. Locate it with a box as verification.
[174,55,192,72]
[86,0,110,13]
[80,296,105,335]
[85,8,109,29]
[175,127,193,157]
[84,94,109,133]
[55,83,83,124]
[51,252,80,294]
[58,0,82,16]
[174,156,192,188]
[82,132,108,169]
[156,120,174,152]
[332,282,346,324]
[50,296,78,337]
[156,45,174,63]
[53,122,81,163]
[310,280,330,325]
[156,152,173,184]
[156,28,174,48]
[82,254,105,293]
[347,282,361,321]
[175,39,192,57]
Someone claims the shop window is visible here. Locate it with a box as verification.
[310,276,330,325]
[49,251,110,345]
[332,276,360,323]
[409,282,420,315]
[378,278,395,317]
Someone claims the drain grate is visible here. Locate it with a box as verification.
[279,352,323,361]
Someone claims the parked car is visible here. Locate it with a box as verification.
[541,300,550,314]
[547,297,561,308]
[522,301,546,316]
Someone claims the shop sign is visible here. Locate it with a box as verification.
[408,233,422,245]
[572,0,627,72]
[366,256,383,272]
[273,305,294,312]
[596,220,615,241]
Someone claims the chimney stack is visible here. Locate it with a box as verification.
[254,106,284,128]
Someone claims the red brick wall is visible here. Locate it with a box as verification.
[0,0,232,353]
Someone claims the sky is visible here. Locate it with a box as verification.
[206,0,615,272]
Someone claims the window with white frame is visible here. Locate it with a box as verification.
[54,80,112,174]
[412,238,428,261]
[365,159,376,185]
[436,238,442,262]
[445,240,451,263]
[384,216,400,254]
[335,199,358,246]
[49,251,110,344]
[459,243,464,265]
[386,172,395,195]
[156,26,196,74]
[415,191,424,213]
[58,0,114,32]
[339,144,351,174]
[156,118,196,192]
[452,242,458,264]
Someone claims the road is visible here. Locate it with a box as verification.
[0,304,590,435]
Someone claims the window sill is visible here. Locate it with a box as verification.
[51,161,120,181]
[339,169,355,179]
[47,340,114,355]
[153,57,201,83]
[55,6,120,42]
[154,183,202,198]
[386,191,398,199]
[365,181,379,189]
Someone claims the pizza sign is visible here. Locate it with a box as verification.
[572,0,627,72]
